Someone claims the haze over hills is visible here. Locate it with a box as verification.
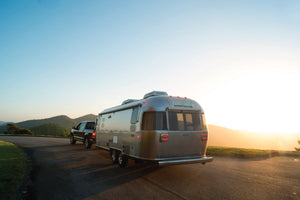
[0,114,299,150]
[0,121,6,126]
[208,125,300,151]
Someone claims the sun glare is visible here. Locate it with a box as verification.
[204,72,300,134]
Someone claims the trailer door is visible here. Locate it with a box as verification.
[159,111,205,158]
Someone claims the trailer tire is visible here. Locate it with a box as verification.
[110,149,119,164]
[70,134,76,144]
[84,137,92,149]
[118,153,128,168]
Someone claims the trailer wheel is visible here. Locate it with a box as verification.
[70,134,76,144]
[110,149,119,164]
[84,137,92,149]
[118,153,128,168]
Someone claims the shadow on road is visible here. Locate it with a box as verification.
[3,136,300,200]
[23,142,160,200]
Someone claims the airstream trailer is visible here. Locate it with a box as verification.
[95,91,213,167]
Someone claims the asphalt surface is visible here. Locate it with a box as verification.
[1,136,300,200]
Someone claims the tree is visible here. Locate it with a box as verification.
[18,128,33,135]
[6,123,33,135]
[295,140,300,152]
[30,123,69,137]
[6,123,19,134]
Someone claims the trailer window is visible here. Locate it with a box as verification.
[201,113,207,131]
[168,111,201,131]
[141,112,167,130]
[131,106,139,124]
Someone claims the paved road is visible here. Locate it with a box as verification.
[1,136,300,200]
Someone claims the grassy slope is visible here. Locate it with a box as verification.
[207,146,300,158]
[0,141,26,200]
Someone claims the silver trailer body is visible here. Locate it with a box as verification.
[95,91,213,166]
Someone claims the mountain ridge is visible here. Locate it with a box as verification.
[0,114,97,133]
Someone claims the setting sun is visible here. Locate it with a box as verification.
[204,72,300,134]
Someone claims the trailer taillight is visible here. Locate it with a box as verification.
[136,135,141,139]
[160,134,168,142]
[202,134,207,141]
[92,132,96,139]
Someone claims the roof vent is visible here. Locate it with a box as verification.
[143,91,168,99]
[122,99,138,105]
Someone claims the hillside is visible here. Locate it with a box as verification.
[17,114,97,130]
[207,124,300,151]
[0,114,97,134]
[16,115,74,130]
[30,123,69,137]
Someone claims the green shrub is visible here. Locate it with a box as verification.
[6,124,32,135]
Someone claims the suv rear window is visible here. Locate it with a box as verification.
[141,112,167,130]
[168,111,201,131]
[85,122,95,130]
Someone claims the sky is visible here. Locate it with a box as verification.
[1,0,300,134]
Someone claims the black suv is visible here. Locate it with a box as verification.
[70,121,96,149]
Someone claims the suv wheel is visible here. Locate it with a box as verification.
[84,137,92,149]
[70,134,76,144]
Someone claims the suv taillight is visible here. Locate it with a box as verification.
[92,132,96,139]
